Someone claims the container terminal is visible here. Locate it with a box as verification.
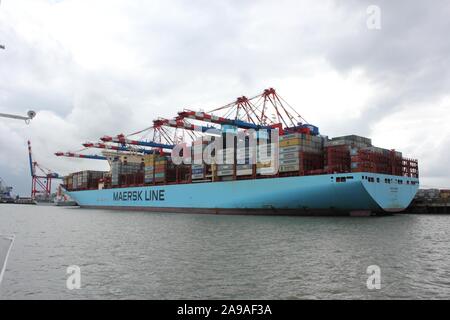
[54,88,419,216]
[408,189,450,214]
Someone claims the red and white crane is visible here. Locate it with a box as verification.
[28,140,60,200]
[54,152,107,161]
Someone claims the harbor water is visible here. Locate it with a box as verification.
[0,204,449,299]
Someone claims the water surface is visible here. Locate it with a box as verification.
[0,204,449,299]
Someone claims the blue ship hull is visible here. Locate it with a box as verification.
[67,173,419,215]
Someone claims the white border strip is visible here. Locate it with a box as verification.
[0,234,15,285]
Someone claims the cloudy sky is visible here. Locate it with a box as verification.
[0,0,449,195]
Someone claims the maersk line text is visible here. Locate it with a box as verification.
[112,189,165,202]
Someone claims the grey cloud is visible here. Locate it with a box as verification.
[0,0,449,195]
[327,0,450,133]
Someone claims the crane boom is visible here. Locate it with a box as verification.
[153,118,218,133]
[55,152,107,160]
[177,110,273,130]
[100,134,174,149]
[83,142,156,154]
[27,140,35,177]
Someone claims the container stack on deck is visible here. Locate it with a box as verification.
[63,125,419,191]
[217,148,235,180]
[279,133,324,174]
[63,130,419,191]
[154,155,167,183]
[191,138,208,181]
[143,154,156,184]
[64,170,107,190]
[111,156,143,187]
[236,140,252,177]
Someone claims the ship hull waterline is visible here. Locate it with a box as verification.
[66,173,419,216]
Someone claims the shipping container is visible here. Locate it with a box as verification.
[236,169,253,176]
[279,158,300,165]
[217,164,234,171]
[191,173,205,180]
[217,169,234,176]
[257,167,277,175]
[279,152,299,160]
[279,164,300,172]
[279,145,301,154]
[236,164,252,170]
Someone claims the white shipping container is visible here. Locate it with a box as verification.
[279,145,300,153]
[279,158,300,165]
[217,170,234,176]
[236,164,252,170]
[257,167,277,175]
[236,169,253,176]
[217,164,234,170]
[279,164,300,172]
[279,152,299,160]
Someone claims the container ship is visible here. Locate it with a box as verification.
[57,88,419,216]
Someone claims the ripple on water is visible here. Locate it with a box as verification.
[1,205,450,299]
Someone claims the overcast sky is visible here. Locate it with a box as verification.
[1,0,449,195]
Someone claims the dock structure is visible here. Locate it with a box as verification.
[408,189,450,213]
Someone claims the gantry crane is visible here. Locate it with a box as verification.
[28,140,60,200]
[54,152,107,160]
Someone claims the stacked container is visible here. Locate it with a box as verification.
[111,159,121,186]
[278,133,323,173]
[324,145,351,173]
[72,172,77,189]
[154,156,167,183]
[191,164,205,180]
[217,164,234,177]
[256,148,275,175]
[216,148,235,177]
[111,159,142,186]
[236,164,252,176]
[71,171,105,190]
[236,136,253,176]
[350,148,403,175]
[256,130,275,175]
[63,175,74,190]
[190,138,208,180]
[192,138,207,165]
[325,135,372,149]
[144,154,156,184]
[279,135,299,173]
